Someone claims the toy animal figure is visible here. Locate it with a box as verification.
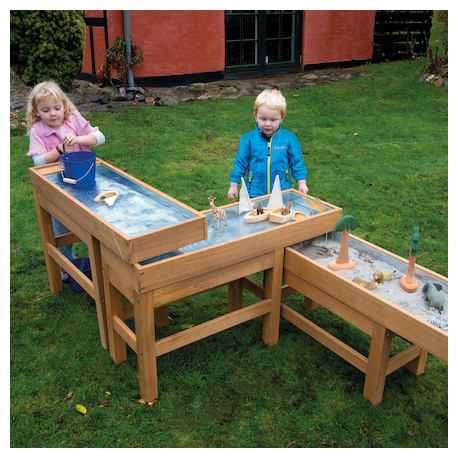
[282,201,292,215]
[257,203,264,215]
[208,196,228,230]
[352,278,379,290]
[373,271,392,284]
[304,195,326,215]
[422,282,445,313]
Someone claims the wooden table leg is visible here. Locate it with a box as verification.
[363,324,394,405]
[154,306,169,328]
[406,348,428,376]
[33,190,62,294]
[87,237,108,349]
[104,262,127,364]
[134,290,158,403]
[303,296,319,311]
[228,279,243,312]
[262,248,284,346]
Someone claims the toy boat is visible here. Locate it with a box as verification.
[269,208,293,223]
[244,208,270,223]
[94,190,119,206]
[238,177,254,214]
[292,211,308,221]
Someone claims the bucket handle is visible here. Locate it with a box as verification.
[60,159,94,185]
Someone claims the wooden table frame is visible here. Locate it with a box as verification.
[281,234,448,405]
[29,159,207,349]
[101,199,342,402]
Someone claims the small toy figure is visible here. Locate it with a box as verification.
[422,282,445,313]
[282,201,292,215]
[328,215,361,271]
[208,196,228,230]
[304,195,326,215]
[353,278,379,290]
[400,226,420,292]
[373,271,392,284]
[257,203,264,215]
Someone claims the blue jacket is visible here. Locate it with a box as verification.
[230,124,308,198]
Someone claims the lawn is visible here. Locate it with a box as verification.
[10,59,448,448]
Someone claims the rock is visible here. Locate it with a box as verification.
[135,93,146,102]
[433,78,444,86]
[419,74,428,82]
[254,83,274,90]
[188,83,205,92]
[301,73,318,79]
[221,86,238,95]
[157,96,179,106]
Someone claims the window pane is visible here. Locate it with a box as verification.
[243,41,258,65]
[266,40,279,63]
[282,14,293,37]
[226,42,241,66]
[226,15,241,41]
[243,14,257,40]
[266,14,280,38]
[281,39,293,62]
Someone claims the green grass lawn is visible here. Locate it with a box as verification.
[10,59,448,447]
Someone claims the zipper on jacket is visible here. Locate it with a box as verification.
[248,170,252,190]
[266,131,278,194]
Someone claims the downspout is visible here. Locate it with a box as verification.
[123,10,136,90]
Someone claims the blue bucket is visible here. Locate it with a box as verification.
[68,258,92,293]
[61,151,96,187]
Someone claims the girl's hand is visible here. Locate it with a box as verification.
[228,182,239,200]
[62,135,76,153]
[297,180,309,195]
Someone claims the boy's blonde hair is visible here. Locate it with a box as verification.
[254,89,287,119]
[27,80,78,133]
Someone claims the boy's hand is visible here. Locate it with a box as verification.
[228,182,239,200]
[297,180,308,194]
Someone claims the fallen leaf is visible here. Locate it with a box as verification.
[100,397,109,407]
[65,391,74,403]
[105,391,111,395]
[407,430,416,436]
[119,406,125,410]
[12,246,21,254]
[76,404,87,415]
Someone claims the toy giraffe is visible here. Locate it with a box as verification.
[208,196,228,230]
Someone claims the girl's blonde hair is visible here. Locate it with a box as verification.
[254,89,287,119]
[27,80,78,133]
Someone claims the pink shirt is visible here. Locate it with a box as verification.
[27,113,101,162]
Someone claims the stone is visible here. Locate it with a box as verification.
[301,73,318,79]
[188,83,205,92]
[221,86,238,95]
[254,83,274,90]
[157,96,179,106]
[433,78,444,86]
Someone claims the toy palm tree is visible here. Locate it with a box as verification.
[400,226,420,293]
[328,215,361,271]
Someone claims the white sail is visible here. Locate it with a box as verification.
[238,177,254,214]
[266,175,284,211]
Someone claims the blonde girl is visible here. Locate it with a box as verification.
[26,81,105,278]
[27,80,105,166]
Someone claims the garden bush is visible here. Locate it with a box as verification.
[10,10,86,92]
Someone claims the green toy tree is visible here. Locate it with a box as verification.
[328,215,361,271]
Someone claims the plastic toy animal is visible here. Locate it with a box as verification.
[352,278,379,290]
[304,195,326,215]
[422,282,445,313]
[282,201,292,215]
[257,203,264,215]
[373,271,392,284]
[208,196,228,230]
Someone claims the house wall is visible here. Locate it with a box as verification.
[83,10,225,79]
[82,10,375,81]
[301,10,375,65]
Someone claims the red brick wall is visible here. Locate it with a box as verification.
[302,10,376,65]
[83,10,225,78]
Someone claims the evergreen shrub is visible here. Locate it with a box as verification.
[10,10,86,92]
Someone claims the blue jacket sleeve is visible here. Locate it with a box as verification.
[230,133,251,183]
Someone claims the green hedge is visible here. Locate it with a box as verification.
[10,10,86,92]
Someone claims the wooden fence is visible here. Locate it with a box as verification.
[373,11,433,62]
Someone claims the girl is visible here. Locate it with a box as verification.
[27,80,106,279]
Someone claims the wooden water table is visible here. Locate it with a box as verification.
[100,192,342,402]
[29,158,208,350]
[282,233,448,405]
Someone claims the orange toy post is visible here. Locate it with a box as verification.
[400,226,420,293]
[328,215,361,271]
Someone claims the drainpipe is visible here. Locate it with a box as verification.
[123,10,136,90]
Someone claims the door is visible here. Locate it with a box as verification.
[225,10,302,79]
